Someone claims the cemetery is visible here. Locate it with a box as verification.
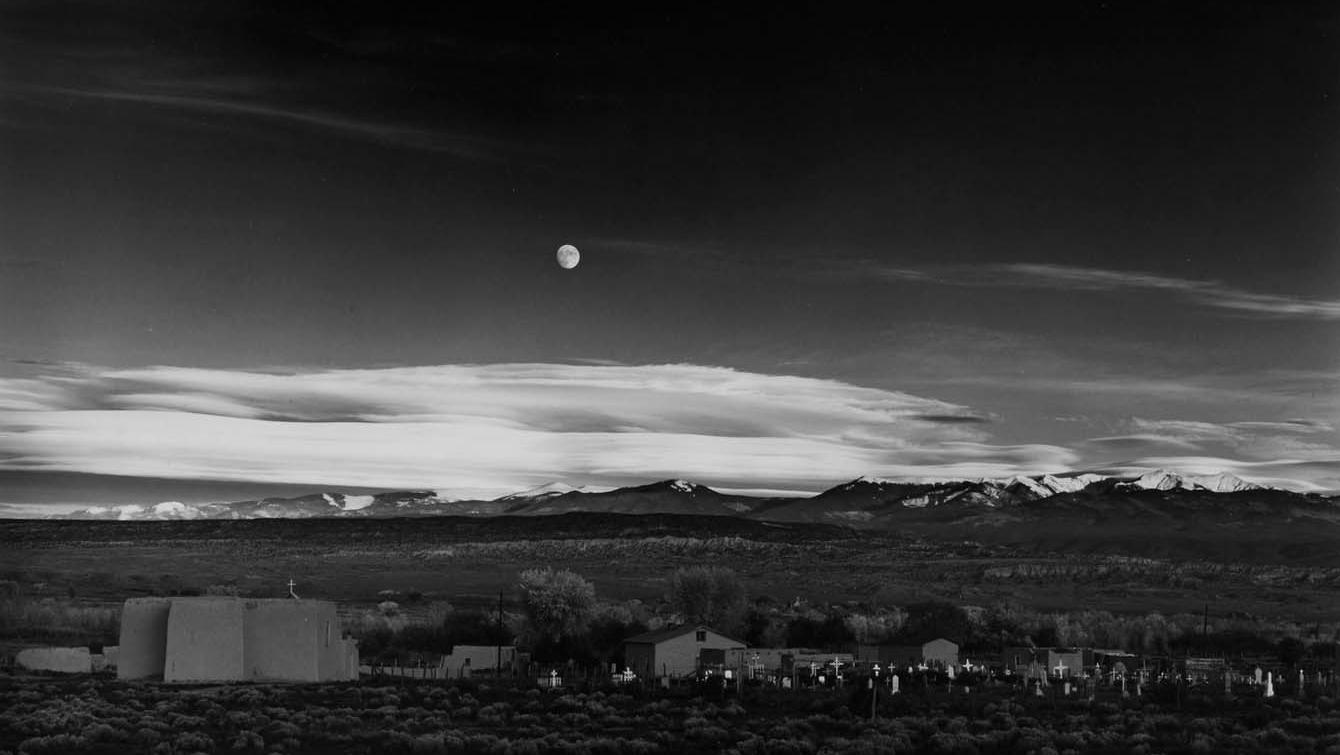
[1,560,1336,753]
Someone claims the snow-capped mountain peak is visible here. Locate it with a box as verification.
[72,501,206,520]
[1007,475,1054,498]
[1037,473,1105,494]
[1122,469,1259,493]
[150,501,202,519]
[319,493,378,511]
[1192,472,1260,493]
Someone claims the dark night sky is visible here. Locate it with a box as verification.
[2,2,1338,510]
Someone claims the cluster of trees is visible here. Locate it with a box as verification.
[348,567,1338,667]
[0,581,119,646]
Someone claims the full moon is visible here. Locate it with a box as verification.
[556,244,580,270]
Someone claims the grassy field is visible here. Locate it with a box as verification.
[3,514,1338,629]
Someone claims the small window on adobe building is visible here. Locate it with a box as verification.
[696,630,706,642]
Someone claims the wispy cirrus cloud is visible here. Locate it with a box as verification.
[0,363,1076,499]
[14,84,527,161]
[878,263,1340,320]
[1081,415,1340,490]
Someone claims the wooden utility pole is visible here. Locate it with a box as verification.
[496,591,504,678]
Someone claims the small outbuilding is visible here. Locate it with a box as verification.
[118,596,358,682]
[623,625,745,678]
[438,645,518,678]
[15,646,93,674]
[922,638,960,669]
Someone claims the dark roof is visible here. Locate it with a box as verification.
[624,625,745,646]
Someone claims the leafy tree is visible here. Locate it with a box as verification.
[443,608,512,647]
[845,610,906,644]
[517,567,597,642]
[669,566,747,635]
[588,610,647,664]
[899,601,972,643]
[786,614,855,650]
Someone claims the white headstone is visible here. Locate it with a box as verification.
[1265,672,1275,698]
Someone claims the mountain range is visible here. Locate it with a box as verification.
[60,470,1335,525]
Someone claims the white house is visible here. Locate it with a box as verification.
[623,625,745,678]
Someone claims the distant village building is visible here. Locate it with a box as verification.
[118,597,358,682]
[623,625,745,678]
[1045,648,1086,678]
[1003,646,1087,678]
[922,638,960,668]
[438,645,518,678]
[779,649,857,678]
[15,646,94,674]
[720,647,831,678]
[857,638,960,670]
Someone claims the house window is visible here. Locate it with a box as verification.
[325,621,330,648]
[696,630,706,642]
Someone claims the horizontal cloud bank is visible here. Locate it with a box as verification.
[2,363,1335,499]
[0,363,1078,499]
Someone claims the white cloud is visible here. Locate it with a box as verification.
[3,362,1333,496]
[0,362,1075,497]
[1128,419,1244,444]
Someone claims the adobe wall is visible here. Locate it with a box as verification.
[92,645,119,672]
[313,614,356,686]
[118,597,171,679]
[439,645,516,678]
[244,600,321,682]
[923,639,959,668]
[307,602,353,681]
[340,639,359,681]
[16,646,92,674]
[165,598,245,682]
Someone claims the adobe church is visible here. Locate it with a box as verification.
[118,595,359,682]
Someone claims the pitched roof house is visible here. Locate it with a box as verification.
[623,625,745,678]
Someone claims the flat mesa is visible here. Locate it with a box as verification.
[556,244,580,269]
